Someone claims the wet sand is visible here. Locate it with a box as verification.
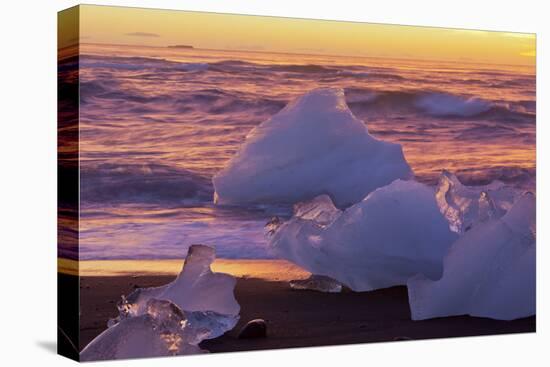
[76,273,535,353]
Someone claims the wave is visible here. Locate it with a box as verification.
[492,77,535,88]
[208,60,337,75]
[171,88,285,115]
[81,79,286,116]
[79,54,535,123]
[346,88,535,121]
[80,80,171,105]
[79,66,302,117]
[81,54,409,80]
[80,54,209,72]
[81,78,534,124]
[337,69,405,80]
[415,93,491,117]
[270,64,334,73]
[207,60,407,79]
[80,163,213,205]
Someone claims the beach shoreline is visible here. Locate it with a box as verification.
[70,260,535,353]
[59,258,311,280]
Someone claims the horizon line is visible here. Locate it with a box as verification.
[78,41,536,68]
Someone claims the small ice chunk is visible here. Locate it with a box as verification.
[81,299,207,361]
[81,245,240,360]
[408,193,536,321]
[120,244,240,316]
[290,275,343,293]
[269,180,457,292]
[213,88,413,209]
[184,310,240,343]
[436,170,520,233]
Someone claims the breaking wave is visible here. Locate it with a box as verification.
[415,93,491,117]
[346,88,535,121]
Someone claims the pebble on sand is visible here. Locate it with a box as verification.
[238,319,267,339]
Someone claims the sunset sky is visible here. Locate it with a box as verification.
[60,5,536,66]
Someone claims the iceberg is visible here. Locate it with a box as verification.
[408,193,536,321]
[81,245,240,360]
[269,180,457,292]
[436,170,520,233]
[213,88,413,209]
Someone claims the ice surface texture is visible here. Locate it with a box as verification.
[436,170,520,233]
[81,299,212,360]
[81,245,240,361]
[213,88,413,209]
[290,275,343,293]
[269,180,457,292]
[119,244,240,316]
[408,193,536,321]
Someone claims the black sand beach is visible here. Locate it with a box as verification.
[75,274,535,353]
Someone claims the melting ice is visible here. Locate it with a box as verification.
[290,275,343,293]
[80,245,240,361]
[408,192,536,321]
[268,180,457,292]
[436,170,521,233]
[213,88,413,209]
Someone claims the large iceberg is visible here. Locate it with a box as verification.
[408,192,536,321]
[268,180,457,292]
[213,88,413,209]
[436,170,520,233]
[81,245,240,361]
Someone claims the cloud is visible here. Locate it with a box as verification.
[125,32,161,38]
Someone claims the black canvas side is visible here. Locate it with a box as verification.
[57,5,80,362]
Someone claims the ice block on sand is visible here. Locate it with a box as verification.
[213,88,413,209]
[269,180,457,292]
[118,244,240,316]
[289,275,343,293]
[81,245,240,360]
[408,193,536,321]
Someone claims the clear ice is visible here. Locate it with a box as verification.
[269,180,457,292]
[408,192,536,321]
[81,245,240,361]
[436,170,520,233]
[289,275,343,293]
[292,194,341,227]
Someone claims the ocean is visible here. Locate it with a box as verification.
[75,43,535,260]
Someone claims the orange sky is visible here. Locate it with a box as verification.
[60,5,536,66]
